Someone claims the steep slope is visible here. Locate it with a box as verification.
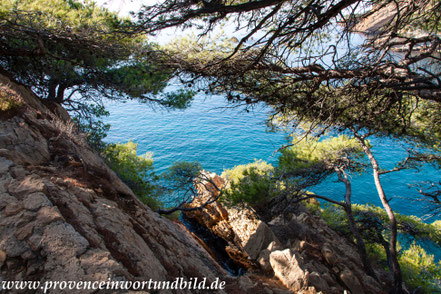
[0,73,290,294]
[184,173,391,294]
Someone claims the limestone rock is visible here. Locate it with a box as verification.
[269,249,307,291]
[0,250,6,267]
[352,0,430,52]
[183,173,284,271]
[353,2,399,34]
[23,192,52,211]
[0,157,13,174]
[321,244,337,266]
[229,206,281,260]
[257,249,272,273]
[339,268,365,294]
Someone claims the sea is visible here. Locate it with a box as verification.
[103,90,441,259]
[103,92,440,220]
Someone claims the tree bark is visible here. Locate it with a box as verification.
[354,135,403,294]
[47,79,57,102]
[336,168,378,281]
[55,83,67,104]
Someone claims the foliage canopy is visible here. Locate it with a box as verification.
[0,0,194,120]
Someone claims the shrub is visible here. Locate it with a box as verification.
[319,203,441,292]
[0,88,22,112]
[279,135,366,172]
[352,204,441,246]
[400,242,441,293]
[303,196,322,214]
[320,203,352,235]
[433,220,441,230]
[104,141,161,210]
[365,242,389,267]
[221,160,277,206]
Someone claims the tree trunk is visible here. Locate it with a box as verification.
[355,136,403,294]
[336,168,378,281]
[377,229,393,272]
[47,79,57,101]
[55,84,67,104]
[46,80,66,104]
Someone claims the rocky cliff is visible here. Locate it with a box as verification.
[353,0,430,45]
[0,73,292,293]
[184,173,392,294]
[0,72,394,294]
[352,2,398,35]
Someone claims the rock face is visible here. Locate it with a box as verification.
[353,0,430,51]
[0,74,292,293]
[183,172,281,269]
[352,2,399,35]
[184,173,391,294]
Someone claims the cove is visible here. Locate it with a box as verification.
[103,93,440,223]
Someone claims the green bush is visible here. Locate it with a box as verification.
[320,203,441,245]
[433,220,441,230]
[277,135,367,191]
[162,161,202,191]
[319,203,441,292]
[400,242,441,293]
[352,204,441,246]
[366,242,389,267]
[320,203,352,235]
[302,195,322,214]
[221,160,277,206]
[104,141,161,210]
[279,135,366,172]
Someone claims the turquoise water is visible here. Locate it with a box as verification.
[103,93,440,222]
[103,92,441,260]
[103,94,287,174]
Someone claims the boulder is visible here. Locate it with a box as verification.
[339,268,365,294]
[269,249,307,291]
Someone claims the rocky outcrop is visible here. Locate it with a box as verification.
[352,1,433,52]
[183,172,281,269]
[267,212,388,294]
[0,74,292,293]
[184,173,391,294]
[352,3,399,35]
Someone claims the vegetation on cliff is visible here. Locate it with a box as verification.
[2,0,441,292]
[320,204,441,292]
[221,157,441,292]
[102,142,222,217]
[0,87,22,112]
[135,0,441,292]
[103,141,162,210]
[222,160,276,206]
[0,0,194,147]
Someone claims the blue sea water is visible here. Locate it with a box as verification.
[103,93,440,222]
[103,94,287,174]
[103,91,441,260]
